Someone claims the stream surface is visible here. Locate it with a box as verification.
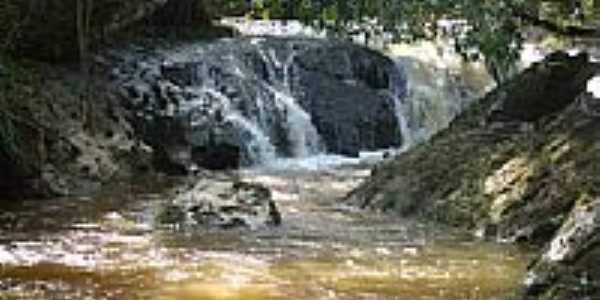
[0,159,529,300]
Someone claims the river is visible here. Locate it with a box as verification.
[0,157,530,300]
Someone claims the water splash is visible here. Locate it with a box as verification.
[224,113,277,164]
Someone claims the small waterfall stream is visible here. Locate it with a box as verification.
[266,85,323,158]
[224,112,278,164]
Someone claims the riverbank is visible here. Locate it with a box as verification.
[347,52,600,299]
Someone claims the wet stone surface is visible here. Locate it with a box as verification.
[157,174,281,229]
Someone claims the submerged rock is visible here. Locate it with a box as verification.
[157,174,281,229]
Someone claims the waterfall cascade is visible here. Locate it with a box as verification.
[388,42,493,146]
[109,37,485,170]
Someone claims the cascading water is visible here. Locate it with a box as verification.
[266,85,323,158]
[111,37,483,170]
[387,42,493,147]
[112,38,339,169]
[223,112,277,164]
[387,61,414,150]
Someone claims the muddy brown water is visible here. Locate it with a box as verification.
[0,165,530,300]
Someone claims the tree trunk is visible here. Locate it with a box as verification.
[77,0,95,134]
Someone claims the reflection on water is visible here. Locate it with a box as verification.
[0,167,529,300]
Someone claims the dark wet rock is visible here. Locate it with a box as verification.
[345,52,600,300]
[157,175,281,229]
[108,37,404,171]
[191,144,241,170]
[486,51,590,122]
[293,44,391,90]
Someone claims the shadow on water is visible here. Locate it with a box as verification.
[0,165,530,300]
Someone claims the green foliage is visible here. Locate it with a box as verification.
[238,0,597,81]
[0,0,27,55]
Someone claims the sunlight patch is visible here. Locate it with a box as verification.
[587,76,600,98]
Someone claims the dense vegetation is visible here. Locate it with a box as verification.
[2,1,598,69]
[230,0,599,81]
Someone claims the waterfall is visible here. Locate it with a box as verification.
[182,40,325,164]
[388,61,415,150]
[224,112,277,164]
[389,56,487,149]
[266,85,323,157]
[113,37,420,170]
[240,40,324,161]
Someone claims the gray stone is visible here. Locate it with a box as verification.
[525,199,600,299]
[157,175,281,229]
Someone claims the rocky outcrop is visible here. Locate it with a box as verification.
[291,43,403,156]
[108,38,404,171]
[345,52,600,299]
[0,62,152,199]
[157,173,281,229]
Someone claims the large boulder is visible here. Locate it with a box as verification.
[157,174,281,229]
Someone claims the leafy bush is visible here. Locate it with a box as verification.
[0,0,25,55]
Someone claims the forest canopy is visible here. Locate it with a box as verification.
[214,0,600,80]
[1,0,599,79]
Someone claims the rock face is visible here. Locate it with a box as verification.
[157,174,281,229]
[345,52,600,299]
[289,43,402,156]
[0,63,152,199]
[107,37,404,171]
[525,198,600,299]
